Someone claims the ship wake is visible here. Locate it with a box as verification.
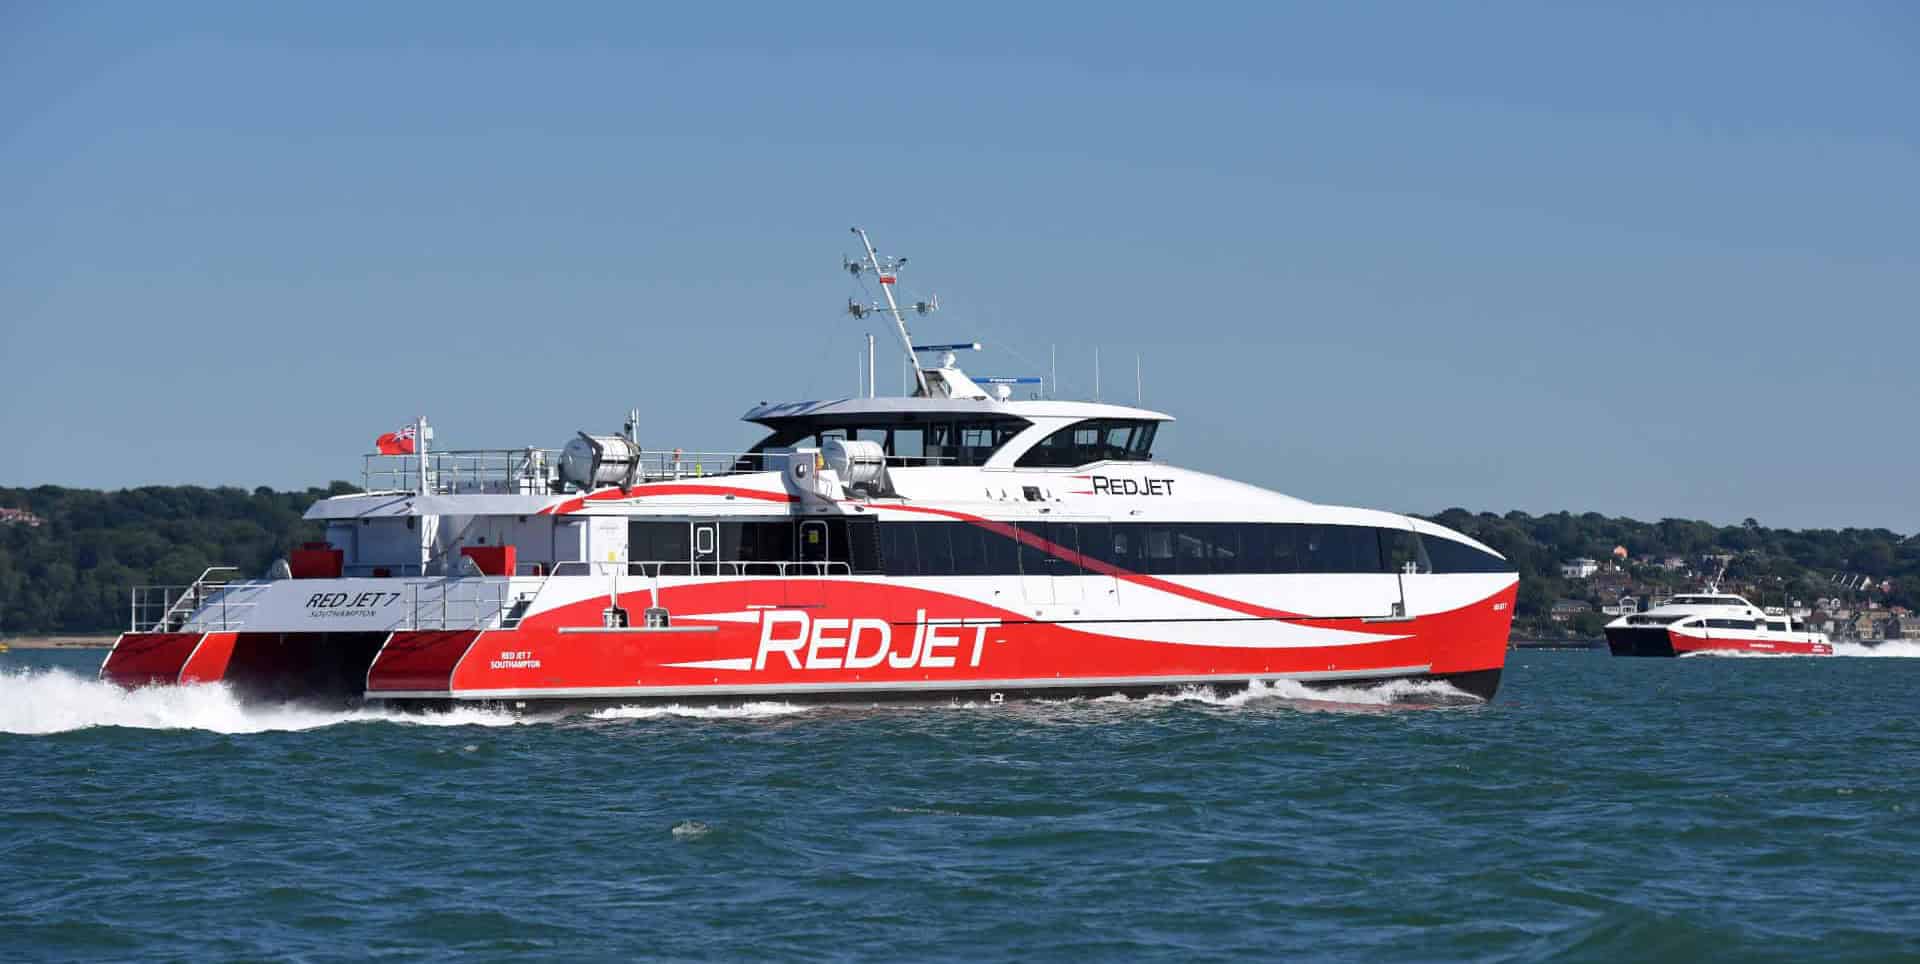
[1833,641,1920,658]
[0,668,526,735]
[1104,676,1483,710]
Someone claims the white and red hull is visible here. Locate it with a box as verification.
[103,568,1518,704]
[1605,625,1833,658]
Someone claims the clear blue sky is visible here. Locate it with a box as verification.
[3,3,1915,532]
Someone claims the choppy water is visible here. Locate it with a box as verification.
[3,646,1918,962]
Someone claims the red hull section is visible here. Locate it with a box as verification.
[366,631,483,693]
[101,633,205,687]
[1671,633,1833,657]
[369,579,1516,702]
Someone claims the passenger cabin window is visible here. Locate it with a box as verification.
[620,518,1512,580]
[1014,419,1159,469]
[868,521,1513,577]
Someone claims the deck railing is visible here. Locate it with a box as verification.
[128,557,857,635]
[360,447,960,495]
[129,567,263,633]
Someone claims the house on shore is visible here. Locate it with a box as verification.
[1560,558,1599,579]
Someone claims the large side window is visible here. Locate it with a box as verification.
[879,523,919,577]
[981,524,1021,576]
[1296,525,1384,574]
[629,521,689,574]
[1014,522,1052,577]
[719,521,797,565]
[949,523,987,574]
[1075,522,1114,570]
[1142,525,1177,575]
[916,522,956,576]
[847,518,882,575]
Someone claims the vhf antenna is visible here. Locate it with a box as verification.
[845,227,936,396]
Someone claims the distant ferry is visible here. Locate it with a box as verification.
[100,230,1519,706]
[1604,593,1833,657]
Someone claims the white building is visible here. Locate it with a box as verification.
[1600,596,1641,616]
[1560,558,1600,579]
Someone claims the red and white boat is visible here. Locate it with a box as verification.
[1605,593,1833,657]
[102,230,1519,706]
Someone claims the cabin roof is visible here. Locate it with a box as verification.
[741,396,1172,424]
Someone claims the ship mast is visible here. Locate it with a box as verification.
[846,227,933,396]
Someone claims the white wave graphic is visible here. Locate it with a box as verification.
[0,669,525,735]
[1680,650,1801,659]
[589,702,810,721]
[1833,641,1920,658]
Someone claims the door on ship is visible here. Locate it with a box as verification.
[1016,520,1110,612]
[1376,524,1424,621]
[798,520,829,574]
[693,522,718,576]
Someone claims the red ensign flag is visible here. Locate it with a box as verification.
[375,423,417,455]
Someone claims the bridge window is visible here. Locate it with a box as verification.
[746,415,1030,468]
[1420,535,1511,573]
[1014,419,1159,468]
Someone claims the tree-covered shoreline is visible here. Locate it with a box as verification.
[1423,509,1920,637]
[1,485,1915,636]
[0,484,354,634]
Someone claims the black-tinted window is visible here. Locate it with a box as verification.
[1076,522,1114,569]
[629,521,689,572]
[1014,522,1052,577]
[847,519,881,574]
[1142,525,1177,575]
[868,521,1504,578]
[1297,525,1384,574]
[1047,522,1081,576]
[1419,535,1515,573]
[917,523,955,576]
[981,523,1020,576]
[948,523,986,575]
[879,522,918,577]
[719,521,794,563]
[1381,529,1432,574]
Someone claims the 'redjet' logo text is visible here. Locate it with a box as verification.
[1090,476,1175,496]
[305,591,402,609]
[755,608,1002,671]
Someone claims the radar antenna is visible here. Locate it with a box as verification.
[845,227,934,396]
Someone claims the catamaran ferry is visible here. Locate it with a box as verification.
[1604,593,1834,657]
[102,230,1519,706]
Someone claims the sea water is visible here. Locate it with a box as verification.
[2,646,1917,961]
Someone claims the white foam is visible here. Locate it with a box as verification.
[1678,641,1920,659]
[1134,676,1480,708]
[0,668,525,735]
[1833,641,1920,658]
[588,701,810,721]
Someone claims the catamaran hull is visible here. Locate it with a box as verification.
[103,579,1516,704]
[1605,626,1833,658]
